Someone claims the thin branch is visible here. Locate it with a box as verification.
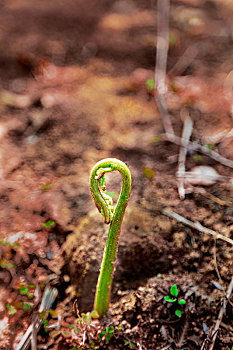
[177,111,193,199]
[208,277,233,350]
[154,1,233,170]
[155,0,174,135]
[164,133,233,169]
[162,209,233,245]
[15,286,58,350]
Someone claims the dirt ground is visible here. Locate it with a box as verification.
[0,0,232,349]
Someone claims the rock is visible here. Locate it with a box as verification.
[184,166,223,185]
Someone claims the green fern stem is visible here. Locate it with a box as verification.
[90,158,131,318]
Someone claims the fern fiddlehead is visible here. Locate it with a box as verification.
[90,158,131,318]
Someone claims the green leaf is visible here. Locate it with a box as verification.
[49,309,58,317]
[145,78,154,93]
[175,309,182,317]
[68,324,75,329]
[19,286,28,295]
[28,284,35,289]
[7,305,17,315]
[205,144,214,150]
[0,260,14,269]
[81,313,91,324]
[170,284,179,297]
[38,310,47,320]
[178,299,186,305]
[142,167,156,180]
[150,135,160,143]
[193,153,202,161]
[164,296,177,303]
[74,327,81,334]
[41,220,56,228]
[90,310,99,319]
[39,183,53,191]
[23,303,31,312]
[105,333,114,343]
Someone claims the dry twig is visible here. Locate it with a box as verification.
[177,111,193,199]
[162,209,233,245]
[15,285,58,350]
[208,277,233,350]
[155,0,174,136]
[154,0,233,170]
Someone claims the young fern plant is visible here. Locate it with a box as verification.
[90,158,131,318]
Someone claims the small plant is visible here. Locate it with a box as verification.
[145,77,154,95]
[164,284,186,318]
[90,158,131,318]
[6,301,33,315]
[193,153,202,161]
[39,182,53,191]
[125,340,136,348]
[41,219,56,231]
[0,239,19,270]
[18,281,36,299]
[98,324,122,344]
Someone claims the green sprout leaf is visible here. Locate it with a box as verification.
[145,78,154,93]
[7,305,17,315]
[49,309,58,317]
[193,153,202,161]
[41,220,56,228]
[39,183,53,191]
[19,286,28,295]
[170,284,179,297]
[90,310,99,319]
[150,135,160,143]
[142,167,156,180]
[28,284,35,289]
[205,144,214,150]
[81,313,91,324]
[164,296,177,303]
[0,261,14,269]
[23,303,31,312]
[175,309,182,317]
[38,310,47,320]
[178,299,186,305]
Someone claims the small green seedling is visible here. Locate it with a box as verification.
[164,284,186,318]
[98,325,115,344]
[0,239,19,270]
[193,153,202,161]
[145,78,154,94]
[41,219,56,231]
[205,144,214,150]
[142,167,156,180]
[90,159,131,318]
